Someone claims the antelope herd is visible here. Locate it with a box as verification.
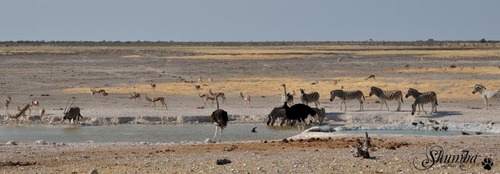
[1,82,499,128]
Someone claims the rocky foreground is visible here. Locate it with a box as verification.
[1,134,499,173]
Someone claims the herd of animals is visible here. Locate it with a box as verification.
[2,82,499,143]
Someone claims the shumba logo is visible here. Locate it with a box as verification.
[412,146,493,171]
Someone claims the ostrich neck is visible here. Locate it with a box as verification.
[283,85,287,97]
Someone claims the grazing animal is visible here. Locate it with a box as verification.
[63,107,83,123]
[266,106,287,126]
[10,104,30,119]
[198,93,216,106]
[472,84,500,110]
[208,89,226,104]
[129,92,141,104]
[281,84,295,105]
[150,83,157,90]
[406,88,438,114]
[101,91,109,99]
[369,86,403,111]
[299,88,320,107]
[365,75,376,81]
[144,94,167,110]
[210,95,229,143]
[4,95,11,115]
[239,92,251,107]
[311,107,326,125]
[194,84,201,90]
[28,99,41,117]
[91,89,107,99]
[282,102,317,131]
[90,89,99,98]
[39,108,46,121]
[329,90,365,111]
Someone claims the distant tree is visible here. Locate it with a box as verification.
[480,38,487,43]
[427,39,435,42]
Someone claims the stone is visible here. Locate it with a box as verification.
[6,140,17,145]
[89,168,98,174]
[216,157,231,165]
[35,140,47,145]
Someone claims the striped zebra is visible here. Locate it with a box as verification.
[405,88,438,114]
[369,86,403,111]
[329,90,365,111]
[472,84,500,110]
[300,88,320,107]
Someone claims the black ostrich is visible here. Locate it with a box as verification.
[282,102,316,131]
[210,95,228,143]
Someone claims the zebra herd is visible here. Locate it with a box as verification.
[325,86,435,115]
[281,84,499,117]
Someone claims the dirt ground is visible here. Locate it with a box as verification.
[1,42,500,173]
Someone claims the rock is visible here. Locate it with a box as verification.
[89,168,98,174]
[216,157,231,165]
[35,140,47,145]
[6,140,17,145]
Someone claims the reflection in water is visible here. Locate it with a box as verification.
[0,124,492,143]
[0,124,299,143]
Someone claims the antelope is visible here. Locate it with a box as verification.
[90,88,99,98]
[91,89,107,99]
[4,96,11,115]
[39,108,46,122]
[208,89,226,104]
[63,107,83,124]
[129,92,141,104]
[10,104,30,119]
[365,75,376,81]
[199,93,216,106]
[145,94,167,110]
[239,92,251,107]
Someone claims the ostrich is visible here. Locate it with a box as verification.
[281,84,295,106]
[210,95,228,143]
[281,84,316,130]
[282,102,316,131]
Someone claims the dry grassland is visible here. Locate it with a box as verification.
[64,76,500,100]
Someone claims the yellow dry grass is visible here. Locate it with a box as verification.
[63,77,500,100]
[388,66,500,75]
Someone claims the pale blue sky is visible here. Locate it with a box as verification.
[1,1,499,41]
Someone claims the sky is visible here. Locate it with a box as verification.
[1,1,499,41]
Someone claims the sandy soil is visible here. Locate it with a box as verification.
[1,42,500,173]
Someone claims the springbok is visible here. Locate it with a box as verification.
[145,94,167,110]
[239,92,251,107]
[129,92,141,104]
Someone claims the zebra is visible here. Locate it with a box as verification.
[369,86,403,111]
[329,90,365,111]
[405,88,438,114]
[300,88,320,107]
[472,84,500,110]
